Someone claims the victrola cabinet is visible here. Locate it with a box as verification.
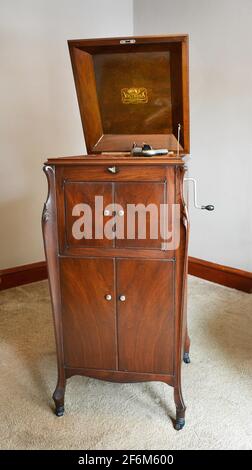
[42,35,192,430]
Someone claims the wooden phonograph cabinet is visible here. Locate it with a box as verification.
[42,35,192,430]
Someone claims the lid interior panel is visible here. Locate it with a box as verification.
[69,38,189,154]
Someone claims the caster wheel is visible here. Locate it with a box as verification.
[55,405,64,417]
[175,418,185,431]
[183,352,190,364]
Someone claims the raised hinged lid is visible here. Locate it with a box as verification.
[68,35,190,155]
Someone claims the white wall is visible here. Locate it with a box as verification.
[1,0,251,272]
[0,0,133,269]
[134,0,252,271]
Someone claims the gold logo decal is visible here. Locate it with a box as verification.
[121,87,148,104]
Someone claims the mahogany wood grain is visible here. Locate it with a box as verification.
[115,182,165,249]
[64,181,113,248]
[68,35,189,48]
[69,47,103,151]
[65,367,174,387]
[60,257,117,370]
[43,159,190,426]
[42,165,66,415]
[68,35,189,154]
[93,134,183,153]
[47,155,185,165]
[56,164,168,254]
[181,37,190,154]
[43,159,191,428]
[117,259,174,374]
[170,45,183,146]
[92,51,173,136]
[57,165,167,182]
[60,248,174,259]
[173,165,189,425]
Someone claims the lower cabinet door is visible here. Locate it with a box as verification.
[117,259,174,374]
[60,258,116,370]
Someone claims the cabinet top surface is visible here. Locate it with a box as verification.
[68,34,190,156]
[45,154,188,166]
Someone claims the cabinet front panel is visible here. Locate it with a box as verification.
[115,182,165,249]
[64,182,113,248]
[117,259,174,374]
[60,258,117,370]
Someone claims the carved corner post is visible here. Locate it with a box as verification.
[173,165,190,430]
[42,165,66,416]
[182,166,191,364]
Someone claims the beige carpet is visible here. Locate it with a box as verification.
[0,276,251,450]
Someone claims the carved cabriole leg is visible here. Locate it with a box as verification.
[42,165,66,417]
[174,165,190,430]
[183,273,191,364]
[53,378,66,417]
[183,327,191,364]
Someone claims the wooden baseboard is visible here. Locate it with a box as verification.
[0,261,47,291]
[0,258,251,293]
[188,257,252,293]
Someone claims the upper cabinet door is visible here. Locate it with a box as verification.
[115,182,165,249]
[64,182,113,248]
[60,258,116,370]
[117,259,174,374]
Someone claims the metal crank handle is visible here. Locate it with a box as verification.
[184,177,215,211]
[201,204,215,211]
